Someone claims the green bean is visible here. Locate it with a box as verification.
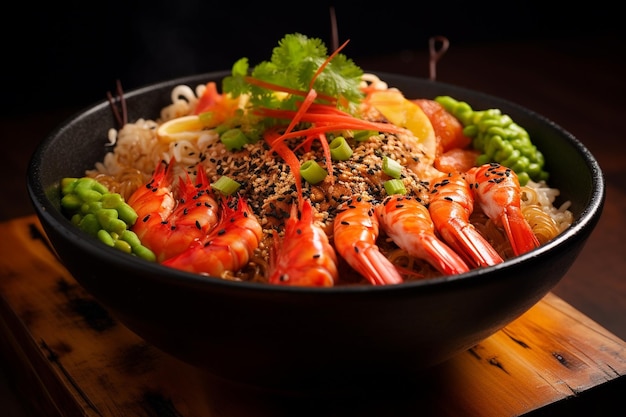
[61,178,79,195]
[435,96,549,185]
[60,193,83,211]
[97,229,115,247]
[101,194,138,224]
[132,245,157,262]
[97,208,127,235]
[79,213,101,236]
[101,193,124,208]
[113,239,133,254]
[74,178,105,202]
[60,176,155,261]
[120,229,142,248]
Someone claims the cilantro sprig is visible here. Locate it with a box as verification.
[222,33,365,118]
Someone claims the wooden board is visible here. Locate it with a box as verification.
[1,215,625,416]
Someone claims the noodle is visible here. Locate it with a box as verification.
[521,181,574,235]
[523,206,560,244]
[386,247,441,279]
[91,169,147,202]
[470,211,516,260]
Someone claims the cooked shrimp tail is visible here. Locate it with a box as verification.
[439,217,504,267]
[333,197,404,285]
[268,199,338,286]
[467,163,540,256]
[429,173,503,268]
[127,158,219,262]
[378,196,470,275]
[162,196,263,276]
[413,232,471,276]
[501,205,539,256]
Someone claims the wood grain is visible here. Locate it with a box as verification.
[1,215,625,417]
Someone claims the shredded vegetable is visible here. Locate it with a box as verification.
[300,160,328,185]
[384,179,407,195]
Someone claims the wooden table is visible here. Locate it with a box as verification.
[2,33,625,416]
[0,215,624,416]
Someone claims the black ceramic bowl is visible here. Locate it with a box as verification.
[27,71,604,393]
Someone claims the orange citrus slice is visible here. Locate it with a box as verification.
[367,90,437,161]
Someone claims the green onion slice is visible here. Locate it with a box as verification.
[353,129,379,142]
[382,156,402,179]
[211,176,241,195]
[300,160,328,185]
[220,128,248,151]
[384,179,407,195]
[198,111,216,126]
[329,136,353,161]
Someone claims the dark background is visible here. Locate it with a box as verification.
[4,1,622,116]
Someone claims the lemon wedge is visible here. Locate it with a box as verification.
[157,115,207,143]
[368,90,437,161]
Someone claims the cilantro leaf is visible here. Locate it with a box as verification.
[222,33,364,115]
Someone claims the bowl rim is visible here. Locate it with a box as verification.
[26,70,606,295]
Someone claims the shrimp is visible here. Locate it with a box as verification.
[162,196,263,276]
[429,172,504,268]
[127,159,219,262]
[377,195,470,275]
[466,163,540,256]
[268,199,338,286]
[333,197,404,285]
